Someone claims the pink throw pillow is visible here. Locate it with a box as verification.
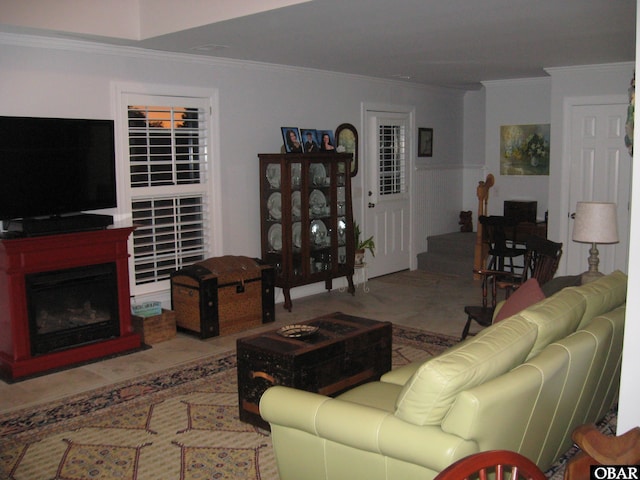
[493,278,545,323]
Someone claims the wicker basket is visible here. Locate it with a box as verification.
[131,308,176,345]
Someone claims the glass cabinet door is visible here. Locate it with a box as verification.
[336,159,348,268]
[263,161,283,276]
[290,161,303,278]
[309,159,332,274]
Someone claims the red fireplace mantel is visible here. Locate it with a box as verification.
[0,227,141,380]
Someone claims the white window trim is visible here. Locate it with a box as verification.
[112,82,223,299]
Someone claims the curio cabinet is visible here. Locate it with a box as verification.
[258,153,355,310]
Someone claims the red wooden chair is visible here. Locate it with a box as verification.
[434,450,546,480]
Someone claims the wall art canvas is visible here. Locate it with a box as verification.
[500,124,550,175]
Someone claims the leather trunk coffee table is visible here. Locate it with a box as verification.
[236,312,392,429]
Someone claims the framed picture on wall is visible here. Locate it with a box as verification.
[500,124,550,175]
[418,128,433,157]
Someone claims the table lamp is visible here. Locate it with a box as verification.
[572,201,619,284]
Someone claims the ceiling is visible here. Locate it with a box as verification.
[1,0,636,90]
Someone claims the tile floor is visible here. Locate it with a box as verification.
[0,269,480,413]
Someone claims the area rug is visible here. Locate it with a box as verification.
[0,324,616,479]
[0,325,457,480]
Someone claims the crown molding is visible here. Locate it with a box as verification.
[545,61,634,76]
[0,32,466,94]
[481,76,551,88]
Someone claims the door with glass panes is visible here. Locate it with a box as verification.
[364,111,411,278]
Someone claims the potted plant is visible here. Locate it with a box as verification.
[354,222,375,266]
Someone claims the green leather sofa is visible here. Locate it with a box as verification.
[260,270,627,479]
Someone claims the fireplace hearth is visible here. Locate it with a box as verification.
[0,227,141,380]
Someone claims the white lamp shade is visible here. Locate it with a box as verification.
[572,202,619,244]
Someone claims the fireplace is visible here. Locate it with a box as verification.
[26,263,120,356]
[0,227,141,380]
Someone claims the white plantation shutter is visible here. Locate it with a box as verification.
[131,195,208,284]
[378,124,406,196]
[128,106,208,188]
[124,97,211,286]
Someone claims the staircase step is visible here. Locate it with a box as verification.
[418,232,475,276]
[427,232,475,257]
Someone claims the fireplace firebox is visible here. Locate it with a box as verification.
[26,263,120,356]
[0,227,141,380]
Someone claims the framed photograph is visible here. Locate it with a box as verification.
[281,127,303,153]
[335,123,358,176]
[317,130,336,152]
[418,128,433,157]
[301,129,319,153]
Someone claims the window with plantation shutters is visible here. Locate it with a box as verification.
[378,124,406,196]
[124,98,211,287]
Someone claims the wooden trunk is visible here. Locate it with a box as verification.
[236,312,392,429]
[170,256,275,339]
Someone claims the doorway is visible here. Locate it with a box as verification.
[363,108,413,278]
[565,98,631,276]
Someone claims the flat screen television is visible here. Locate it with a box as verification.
[0,116,117,233]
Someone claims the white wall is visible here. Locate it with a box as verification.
[462,88,487,215]
[616,0,640,434]
[546,62,634,275]
[482,77,551,220]
[0,33,464,299]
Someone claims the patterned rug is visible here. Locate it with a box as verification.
[0,325,456,480]
[0,325,615,479]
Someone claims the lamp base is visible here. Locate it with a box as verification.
[581,270,604,284]
[580,242,605,284]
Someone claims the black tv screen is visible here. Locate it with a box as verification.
[0,116,117,221]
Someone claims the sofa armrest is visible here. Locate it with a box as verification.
[260,386,478,472]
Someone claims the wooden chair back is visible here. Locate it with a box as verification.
[479,215,524,272]
[463,235,562,339]
[434,450,546,480]
[521,236,563,285]
[480,215,517,249]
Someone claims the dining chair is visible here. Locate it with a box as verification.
[461,235,563,340]
[480,215,526,274]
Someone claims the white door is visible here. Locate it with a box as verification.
[364,111,411,278]
[566,102,631,276]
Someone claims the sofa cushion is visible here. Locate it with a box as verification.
[540,274,582,297]
[493,278,545,323]
[394,316,537,426]
[518,287,586,360]
[573,270,627,330]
